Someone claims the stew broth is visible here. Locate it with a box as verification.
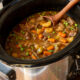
[5,11,78,60]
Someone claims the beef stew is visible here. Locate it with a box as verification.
[5,11,78,60]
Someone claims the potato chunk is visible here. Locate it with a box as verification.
[45,28,53,33]
[41,21,51,27]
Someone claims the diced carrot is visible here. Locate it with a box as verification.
[58,32,67,38]
[31,30,36,33]
[60,38,67,43]
[48,38,55,43]
[43,51,52,56]
[38,34,44,39]
[31,55,37,60]
[42,27,45,30]
[29,52,32,56]
[47,46,54,50]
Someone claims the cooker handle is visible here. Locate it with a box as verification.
[74,55,80,73]
[67,54,80,80]
[0,62,16,80]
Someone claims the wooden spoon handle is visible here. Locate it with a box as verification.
[54,0,80,21]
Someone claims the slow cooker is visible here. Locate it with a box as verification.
[0,0,80,80]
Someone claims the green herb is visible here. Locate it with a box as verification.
[26,52,29,56]
[64,22,69,27]
[63,31,66,33]
[20,47,24,51]
[16,36,22,40]
[19,44,22,48]
[21,30,25,34]
[70,27,74,30]
[52,31,56,34]
[31,46,34,50]
[48,36,50,38]
[48,50,54,52]
[75,23,78,27]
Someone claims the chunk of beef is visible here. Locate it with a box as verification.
[43,36,48,41]
[25,23,35,30]
[69,31,76,37]
[37,16,44,21]
[25,32,31,40]
[67,17,75,25]
[56,23,64,31]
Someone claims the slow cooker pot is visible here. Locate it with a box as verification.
[0,0,80,67]
[0,0,80,79]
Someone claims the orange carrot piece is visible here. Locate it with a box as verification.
[58,32,67,38]
[48,38,55,43]
[38,34,44,39]
[47,46,54,50]
[31,55,37,60]
[43,51,52,56]
[29,52,32,56]
[31,30,36,33]
[42,27,45,30]
[60,38,67,43]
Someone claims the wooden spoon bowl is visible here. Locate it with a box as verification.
[43,0,80,26]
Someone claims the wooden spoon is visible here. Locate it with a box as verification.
[43,0,80,26]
